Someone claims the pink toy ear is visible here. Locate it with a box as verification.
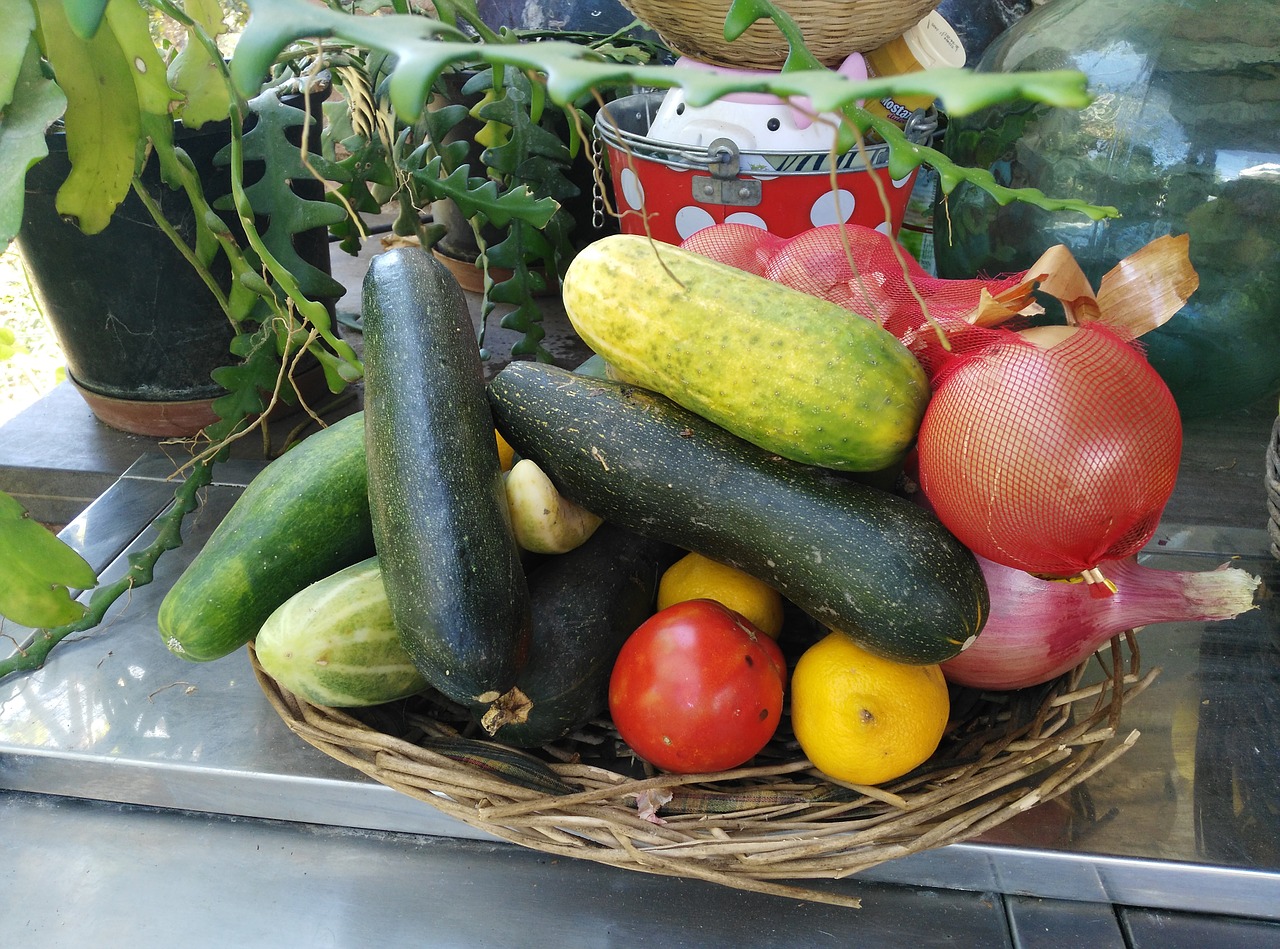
[837,52,869,83]
[788,53,867,129]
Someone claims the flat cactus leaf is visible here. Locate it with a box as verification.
[406,158,560,230]
[0,31,67,249]
[217,89,347,302]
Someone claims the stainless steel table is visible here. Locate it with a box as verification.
[3,248,1280,943]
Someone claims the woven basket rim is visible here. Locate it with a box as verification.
[619,0,945,68]
[1265,415,1280,559]
[250,636,1154,908]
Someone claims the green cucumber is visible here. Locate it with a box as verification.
[158,412,374,662]
[483,522,678,747]
[362,246,531,709]
[488,363,988,664]
[561,234,930,472]
[255,556,428,707]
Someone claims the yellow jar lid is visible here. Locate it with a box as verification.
[902,12,967,70]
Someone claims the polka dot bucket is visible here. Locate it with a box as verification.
[595,89,935,245]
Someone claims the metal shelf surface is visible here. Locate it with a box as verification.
[3,445,1280,934]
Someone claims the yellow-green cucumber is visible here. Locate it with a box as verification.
[561,234,930,472]
[158,412,374,662]
[255,557,427,707]
[488,363,988,665]
[362,246,531,711]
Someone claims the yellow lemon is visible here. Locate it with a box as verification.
[790,631,950,786]
[657,551,785,638]
[495,429,515,471]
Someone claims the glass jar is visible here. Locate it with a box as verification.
[935,0,1280,417]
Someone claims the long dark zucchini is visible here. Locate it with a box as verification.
[483,521,678,747]
[487,363,988,664]
[362,247,530,708]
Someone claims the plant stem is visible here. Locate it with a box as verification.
[0,458,214,684]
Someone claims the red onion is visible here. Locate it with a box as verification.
[940,554,1262,690]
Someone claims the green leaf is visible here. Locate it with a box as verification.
[105,0,179,121]
[0,491,97,629]
[0,0,37,108]
[167,0,233,128]
[724,0,822,71]
[35,0,143,234]
[238,1,1083,119]
[61,0,111,40]
[0,31,67,249]
[218,89,347,302]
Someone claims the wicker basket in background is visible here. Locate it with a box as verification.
[1266,415,1280,559]
[251,635,1153,908]
[619,0,942,68]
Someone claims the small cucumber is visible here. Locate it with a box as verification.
[158,412,374,662]
[482,522,678,747]
[362,247,531,709]
[255,557,428,707]
[488,363,988,665]
[561,234,930,472]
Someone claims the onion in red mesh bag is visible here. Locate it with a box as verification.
[681,224,1198,590]
[914,322,1183,586]
[679,223,786,277]
[679,223,1032,352]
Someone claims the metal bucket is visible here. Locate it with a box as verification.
[595,92,936,245]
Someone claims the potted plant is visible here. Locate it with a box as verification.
[0,0,1115,679]
[0,0,361,664]
[322,0,666,360]
[1,0,358,438]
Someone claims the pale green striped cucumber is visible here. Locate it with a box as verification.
[561,234,930,472]
[488,363,988,664]
[255,557,427,707]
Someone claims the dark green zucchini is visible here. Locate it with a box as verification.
[487,363,989,665]
[483,522,678,747]
[362,247,530,708]
[158,412,374,662]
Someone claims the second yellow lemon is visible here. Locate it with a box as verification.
[657,552,785,638]
[495,429,515,471]
[790,631,950,786]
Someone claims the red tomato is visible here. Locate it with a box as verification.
[608,599,787,774]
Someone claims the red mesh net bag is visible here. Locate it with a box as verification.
[679,222,1030,377]
[679,224,1189,590]
[914,322,1183,584]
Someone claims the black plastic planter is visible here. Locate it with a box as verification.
[18,121,241,435]
[17,87,337,437]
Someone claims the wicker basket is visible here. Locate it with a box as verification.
[251,635,1154,909]
[619,0,943,68]
[1267,415,1280,559]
